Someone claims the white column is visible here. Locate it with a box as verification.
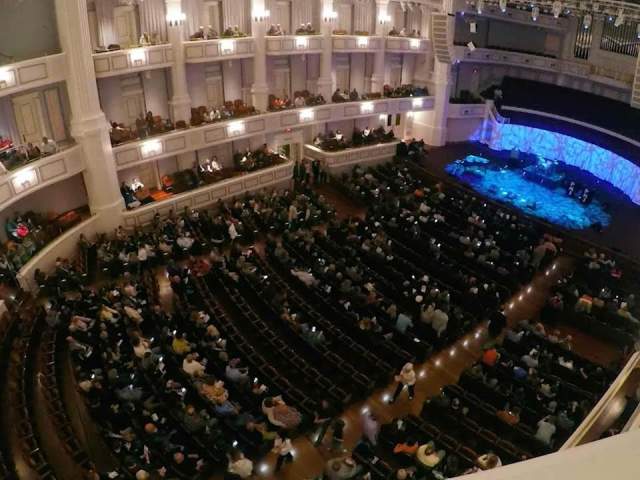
[166,0,192,123]
[54,0,124,229]
[371,0,388,93]
[317,0,335,100]
[411,59,451,146]
[251,0,269,112]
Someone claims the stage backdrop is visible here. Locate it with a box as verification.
[478,122,640,205]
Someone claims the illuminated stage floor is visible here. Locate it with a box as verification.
[446,155,611,230]
[422,143,640,260]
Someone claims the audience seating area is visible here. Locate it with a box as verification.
[0,156,628,479]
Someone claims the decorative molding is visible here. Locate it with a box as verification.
[0,53,67,99]
[92,44,173,79]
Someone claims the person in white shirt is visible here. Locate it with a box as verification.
[183,353,206,377]
[273,435,294,472]
[535,417,556,446]
[227,449,253,478]
[41,136,58,155]
[390,362,416,402]
[176,232,194,250]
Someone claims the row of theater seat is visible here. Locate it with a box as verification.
[39,327,92,471]
[193,276,319,420]
[205,271,352,408]
[9,315,55,478]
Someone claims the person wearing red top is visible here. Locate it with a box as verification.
[482,348,500,366]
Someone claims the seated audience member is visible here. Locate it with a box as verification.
[41,136,58,155]
[262,396,302,430]
[227,448,253,478]
[182,353,206,376]
[477,452,502,470]
[535,416,557,446]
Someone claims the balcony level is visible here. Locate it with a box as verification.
[0,54,67,99]
[111,96,434,169]
[93,44,173,79]
[184,37,256,63]
[454,46,634,91]
[0,145,85,212]
[266,35,324,55]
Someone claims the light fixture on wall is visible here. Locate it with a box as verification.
[583,14,592,29]
[410,38,420,49]
[378,114,387,124]
[378,13,391,26]
[476,0,484,15]
[11,168,38,194]
[499,0,507,13]
[252,8,270,23]
[614,8,625,27]
[322,10,338,23]
[295,36,308,49]
[129,48,146,66]
[0,67,15,89]
[531,6,539,21]
[227,120,245,136]
[299,109,314,122]
[469,21,477,33]
[166,10,186,27]
[552,1,562,18]
[141,139,163,158]
[412,98,423,108]
[220,39,236,55]
[360,102,374,114]
[357,36,369,48]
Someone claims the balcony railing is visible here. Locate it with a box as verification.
[184,37,255,63]
[304,140,400,173]
[0,144,85,212]
[93,44,173,79]
[111,96,434,168]
[121,160,293,227]
[0,53,67,98]
[332,35,384,52]
[266,35,323,55]
[385,37,430,54]
[454,46,633,89]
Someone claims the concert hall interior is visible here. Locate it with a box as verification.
[1,0,640,479]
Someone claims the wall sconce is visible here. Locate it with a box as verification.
[11,168,38,194]
[378,13,391,25]
[299,109,314,122]
[252,8,270,23]
[0,68,16,89]
[360,102,374,114]
[378,113,387,124]
[357,36,369,48]
[166,11,186,27]
[322,10,338,23]
[295,36,308,49]
[220,39,236,55]
[141,139,163,158]
[129,48,146,66]
[227,120,245,136]
[410,38,420,49]
[412,98,423,108]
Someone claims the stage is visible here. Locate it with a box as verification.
[445,153,610,230]
[421,142,640,260]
